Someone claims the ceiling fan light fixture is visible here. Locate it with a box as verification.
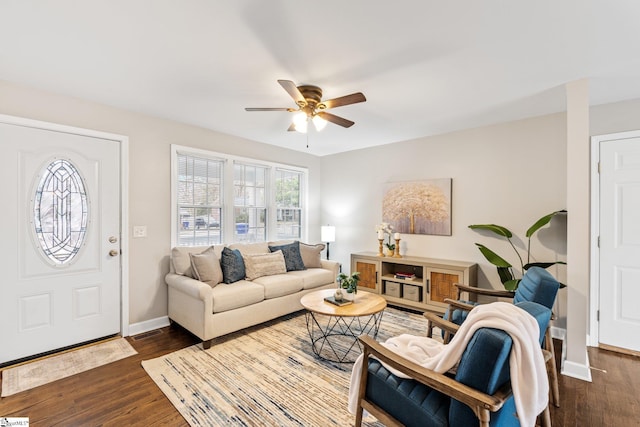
[293,111,308,133]
[312,115,328,131]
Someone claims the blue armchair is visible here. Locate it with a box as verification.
[425,266,561,408]
[354,301,552,427]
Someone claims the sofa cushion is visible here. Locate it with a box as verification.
[171,245,225,277]
[268,241,306,272]
[228,242,270,256]
[221,247,246,283]
[299,243,325,268]
[287,268,335,289]
[252,274,304,299]
[211,280,265,313]
[189,249,223,286]
[242,250,287,280]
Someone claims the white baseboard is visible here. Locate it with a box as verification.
[128,316,171,336]
[561,352,593,382]
[550,326,566,341]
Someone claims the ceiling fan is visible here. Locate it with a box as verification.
[245,80,366,133]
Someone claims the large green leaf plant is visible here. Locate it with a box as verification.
[469,210,567,291]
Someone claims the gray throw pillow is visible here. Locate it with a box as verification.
[189,249,223,286]
[268,240,306,272]
[221,247,246,283]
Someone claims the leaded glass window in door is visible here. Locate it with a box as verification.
[33,159,89,265]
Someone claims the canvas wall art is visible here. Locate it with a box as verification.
[382,178,452,236]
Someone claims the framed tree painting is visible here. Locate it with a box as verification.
[382,179,452,236]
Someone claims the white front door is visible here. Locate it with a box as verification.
[0,119,122,364]
[599,133,640,353]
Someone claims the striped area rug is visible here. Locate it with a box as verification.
[142,307,434,426]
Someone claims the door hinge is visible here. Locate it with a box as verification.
[597,236,600,248]
[597,161,601,173]
[597,310,600,321]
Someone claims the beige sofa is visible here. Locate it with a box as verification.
[166,241,339,348]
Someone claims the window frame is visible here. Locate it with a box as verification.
[170,144,308,247]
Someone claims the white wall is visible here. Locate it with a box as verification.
[0,80,323,326]
[321,112,569,324]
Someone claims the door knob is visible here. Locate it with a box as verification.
[109,249,119,257]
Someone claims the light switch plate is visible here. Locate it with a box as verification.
[133,226,147,238]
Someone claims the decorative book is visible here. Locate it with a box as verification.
[324,296,353,306]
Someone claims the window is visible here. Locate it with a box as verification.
[233,163,267,242]
[171,145,308,247]
[275,168,303,240]
[176,153,223,246]
[33,158,89,265]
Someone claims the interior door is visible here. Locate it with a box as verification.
[599,135,640,353]
[0,120,121,364]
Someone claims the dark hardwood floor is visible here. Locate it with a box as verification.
[1,323,638,426]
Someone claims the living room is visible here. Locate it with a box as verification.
[1,2,640,426]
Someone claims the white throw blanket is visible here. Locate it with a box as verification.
[348,302,548,427]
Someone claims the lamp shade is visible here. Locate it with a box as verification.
[321,225,335,243]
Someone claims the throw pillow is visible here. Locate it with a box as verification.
[242,250,287,280]
[299,242,325,268]
[189,250,223,287]
[268,240,306,272]
[221,247,246,284]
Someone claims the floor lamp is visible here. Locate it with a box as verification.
[321,225,336,260]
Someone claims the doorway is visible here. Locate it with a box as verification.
[0,115,128,364]
[591,130,640,354]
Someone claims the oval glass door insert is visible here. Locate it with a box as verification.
[34,158,89,264]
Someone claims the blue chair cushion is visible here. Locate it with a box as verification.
[366,359,450,427]
[513,267,560,309]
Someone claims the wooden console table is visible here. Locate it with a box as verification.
[351,252,477,314]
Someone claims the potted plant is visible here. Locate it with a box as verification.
[337,272,361,301]
[469,210,567,290]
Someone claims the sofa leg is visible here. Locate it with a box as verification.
[203,339,213,349]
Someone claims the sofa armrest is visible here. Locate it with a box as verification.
[320,259,341,278]
[165,273,212,301]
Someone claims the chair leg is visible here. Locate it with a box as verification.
[544,328,560,408]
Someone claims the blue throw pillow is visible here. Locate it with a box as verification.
[221,247,246,283]
[268,241,306,272]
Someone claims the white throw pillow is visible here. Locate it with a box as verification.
[242,250,287,280]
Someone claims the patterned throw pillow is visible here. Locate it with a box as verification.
[189,249,223,287]
[268,241,306,272]
[299,243,325,268]
[221,247,246,284]
[242,250,287,280]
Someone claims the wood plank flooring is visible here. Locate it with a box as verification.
[1,322,638,426]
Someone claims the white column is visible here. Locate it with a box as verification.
[563,78,592,381]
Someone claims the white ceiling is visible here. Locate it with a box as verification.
[1,1,639,156]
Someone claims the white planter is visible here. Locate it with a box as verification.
[344,291,355,301]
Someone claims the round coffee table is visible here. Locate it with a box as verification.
[300,288,387,363]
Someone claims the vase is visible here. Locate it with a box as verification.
[344,291,355,302]
[387,249,394,257]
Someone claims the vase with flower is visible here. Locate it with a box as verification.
[375,222,396,256]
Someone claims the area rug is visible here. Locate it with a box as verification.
[1,338,137,397]
[142,307,434,426]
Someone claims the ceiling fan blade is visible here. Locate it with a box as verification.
[278,80,306,106]
[287,123,296,132]
[317,112,355,128]
[319,92,366,110]
[245,107,295,112]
